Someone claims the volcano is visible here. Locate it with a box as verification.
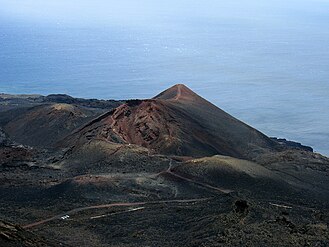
[1,86,329,247]
[69,84,278,160]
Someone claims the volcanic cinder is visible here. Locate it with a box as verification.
[1,84,329,247]
[67,84,280,160]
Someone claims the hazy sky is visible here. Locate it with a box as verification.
[1,0,329,27]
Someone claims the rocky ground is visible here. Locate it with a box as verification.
[1,85,329,246]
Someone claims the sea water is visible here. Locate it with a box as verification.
[0,0,328,155]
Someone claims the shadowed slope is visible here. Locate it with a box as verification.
[0,104,104,148]
[155,84,278,159]
[0,220,63,247]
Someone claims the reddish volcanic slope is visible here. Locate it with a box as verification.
[69,84,277,159]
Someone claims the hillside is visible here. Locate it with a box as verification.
[1,85,329,246]
[66,84,282,161]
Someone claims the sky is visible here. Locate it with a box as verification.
[1,0,328,26]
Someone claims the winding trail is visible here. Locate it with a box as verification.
[155,159,233,194]
[24,140,233,230]
[166,170,233,194]
[90,206,145,220]
[23,198,210,229]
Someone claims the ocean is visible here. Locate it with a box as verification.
[0,0,328,155]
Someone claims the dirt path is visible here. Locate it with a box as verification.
[154,159,233,194]
[23,198,210,229]
[174,84,182,100]
[167,170,233,194]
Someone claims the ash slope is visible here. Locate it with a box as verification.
[57,84,329,201]
[67,84,285,161]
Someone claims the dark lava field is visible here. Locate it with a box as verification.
[1,85,329,246]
